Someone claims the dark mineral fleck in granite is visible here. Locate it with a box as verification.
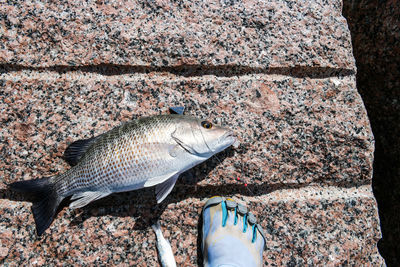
[0,0,384,266]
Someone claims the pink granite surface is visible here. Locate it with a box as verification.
[0,0,384,266]
[0,0,354,69]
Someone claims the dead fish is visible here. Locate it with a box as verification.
[152,221,177,267]
[9,114,235,235]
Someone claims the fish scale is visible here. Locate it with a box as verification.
[58,116,177,196]
[9,114,235,235]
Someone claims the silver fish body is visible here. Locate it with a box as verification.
[9,114,235,235]
[152,221,177,267]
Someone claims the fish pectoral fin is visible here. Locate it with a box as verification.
[144,171,179,187]
[155,174,179,203]
[69,191,111,209]
[64,135,102,166]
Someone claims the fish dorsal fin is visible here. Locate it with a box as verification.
[63,135,101,166]
[69,191,111,209]
[169,106,185,115]
[155,174,179,203]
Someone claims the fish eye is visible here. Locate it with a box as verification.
[201,121,213,129]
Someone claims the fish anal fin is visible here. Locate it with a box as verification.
[63,135,101,166]
[69,191,111,209]
[155,174,179,203]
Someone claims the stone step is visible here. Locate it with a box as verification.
[1,0,354,69]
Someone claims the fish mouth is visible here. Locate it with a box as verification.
[203,130,236,156]
[219,130,236,147]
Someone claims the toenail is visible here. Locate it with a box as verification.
[204,196,225,210]
[226,199,237,209]
[248,212,257,225]
[237,204,248,215]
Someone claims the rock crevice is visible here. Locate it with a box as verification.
[1,64,355,78]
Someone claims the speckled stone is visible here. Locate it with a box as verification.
[0,0,354,70]
[0,0,384,266]
[0,71,373,187]
[0,70,383,265]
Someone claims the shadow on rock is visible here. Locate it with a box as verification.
[68,188,166,231]
[0,147,237,235]
[0,144,360,235]
[66,149,235,230]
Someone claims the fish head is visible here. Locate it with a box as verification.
[172,117,235,158]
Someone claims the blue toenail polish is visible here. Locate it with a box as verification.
[243,214,248,233]
[234,208,238,225]
[252,224,257,243]
[221,201,228,227]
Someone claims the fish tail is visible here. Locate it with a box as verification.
[8,177,62,236]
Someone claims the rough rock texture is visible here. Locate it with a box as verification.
[0,0,384,266]
[343,1,400,265]
[0,0,355,69]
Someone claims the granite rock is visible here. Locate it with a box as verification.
[0,0,384,266]
[1,0,354,70]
